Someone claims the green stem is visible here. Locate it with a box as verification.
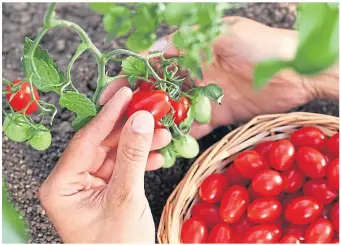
[43,2,56,27]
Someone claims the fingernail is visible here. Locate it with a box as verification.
[131,111,154,134]
[149,37,169,52]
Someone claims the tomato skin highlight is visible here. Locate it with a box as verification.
[7,80,39,114]
[327,133,339,157]
[126,90,171,122]
[254,141,274,158]
[303,179,337,204]
[199,173,228,203]
[281,164,306,193]
[191,202,222,228]
[234,150,269,179]
[304,218,333,243]
[207,223,234,243]
[296,146,328,178]
[170,96,190,125]
[251,169,284,197]
[329,202,339,232]
[247,197,282,223]
[280,234,301,243]
[327,158,339,190]
[219,185,249,224]
[224,164,250,186]
[180,217,208,243]
[242,224,282,243]
[290,126,326,150]
[285,196,323,224]
[268,139,296,171]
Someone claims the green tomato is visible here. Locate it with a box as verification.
[173,134,199,159]
[3,114,30,142]
[160,145,177,168]
[29,125,52,151]
[192,94,211,124]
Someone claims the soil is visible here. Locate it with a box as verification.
[2,3,339,243]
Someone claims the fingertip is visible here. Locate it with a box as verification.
[130,110,154,134]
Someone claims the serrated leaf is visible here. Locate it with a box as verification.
[103,6,132,42]
[72,115,94,131]
[126,31,157,52]
[132,4,159,33]
[254,60,287,89]
[128,76,137,89]
[121,56,147,76]
[164,3,195,26]
[59,92,97,117]
[89,2,115,14]
[194,84,224,104]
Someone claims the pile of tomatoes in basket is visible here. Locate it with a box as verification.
[180,126,339,243]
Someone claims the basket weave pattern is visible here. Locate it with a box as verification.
[157,112,339,243]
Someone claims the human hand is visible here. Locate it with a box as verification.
[39,87,170,243]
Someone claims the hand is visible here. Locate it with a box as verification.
[39,87,170,243]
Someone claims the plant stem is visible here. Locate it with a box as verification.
[43,2,56,27]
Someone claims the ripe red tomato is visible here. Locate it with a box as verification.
[283,224,307,242]
[327,158,339,190]
[268,140,295,171]
[327,133,339,157]
[224,164,249,186]
[254,141,274,158]
[180,217,208,243]
[207,223,234,243]
[139,78,156,91]
[6,80,39,114]
[230,214,255,242]
[170,96,190,125]
[303,179,337,204]
[199,173,228,203]
[296,146,328,178]
[191,202,222,228]
[242,224,282,243]
[320,203,333,218]
[304,218,333,243]
[154,120,165,129]
[251,169,284,196]
[281,165,306,193]
[323,152,333,164]
[329,202,339,232]
[282,192,303,210]
[126,90,171,122]
[290,126,326,150]
[247,197,282,223]
[234,150,269,179]
[279,234,301,243]
[285,196,323,224]
[331,237,340,243]
[219,185,249,223]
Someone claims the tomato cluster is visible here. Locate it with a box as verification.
[180,127,339,243]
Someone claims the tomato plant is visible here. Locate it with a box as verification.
[285,196,323,224]
[268,140,296,171]
[180,217,208,243]
[290,126,326,150]
[199,173,228,203]
[234,150,268,179]
[296,146,328,178]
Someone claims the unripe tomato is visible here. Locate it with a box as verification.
[285,196,323,224]
[2,113,30,142]
[290,126,326,150]
[247,197,282,223]
[251,169,284,196]
[268,139,295,171]
[327,133,339,157]
[304,218,333,243]
[139,78,156,91]
[160,145,176,168]
[234,150,269,179]
[180,217,208,243]
[303,179,337,204]
[170,96,190,125]
[296,146,328,178]
[283,224,307,242]
[281,165,306,193]
[29,125,52,151]
[199,173,228,203]
[219,185,249,224]
[329,202,339,232]
[242,224,282,243]
[207,223,234,243]
[327,158,339,190]
[224,164,249,186]
[279,234,301,243]
[230,214,255,242]
[254,140,274,158]
[173,135,199,159]
[191,202,222,228]
[192,94,211,124]
[6,80,39,114]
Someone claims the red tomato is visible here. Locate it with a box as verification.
[327,158,339,190]
[283,224,307,242]
[170,96,190,125]
[285,196,323,224]
[320,203,333,218]
[219,185,249,224]
[331,237,340,243]
[207,223,234,243]
[6,80,39,114]
[247,197,282,223]
[139,78,156,91]
[154,120,165,129]
[282,192,303,210]
[224,164,249,186]
[242,224,282,243]
[180,217,208,243]
[234,150,269,179]
[296,146,328,178]
[230,214,255,242]
[303,179,337,204]
[290,126,326,150]
[191,202,222,228]
[281,165,306,193]
[305,218,333,243]
[280,234,301,243]
[126,90,171,122]
[254,141,274,158]
[268,140,296,171]
[251,169,284,196]
[199,173,228,203]
[330,202,339,232]
[323,152,333,164]
[327,133,339,157]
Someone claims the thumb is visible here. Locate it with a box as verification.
[107,110,154,199]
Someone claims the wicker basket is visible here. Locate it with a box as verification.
[157,112,339,243]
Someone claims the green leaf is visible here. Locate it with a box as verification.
[2,184,27,243]
[164,3,195,26]
[89,2,116,14]
[194,84,224,104]
[128,76,137,89]
[254,60,287,89]
[121,56,147,76]
[59,92,97,117]
[72,115,94,131]
[103,6,132,42]
[126,31,157,52]
[132,4,159,33]
[178,107,195,134]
